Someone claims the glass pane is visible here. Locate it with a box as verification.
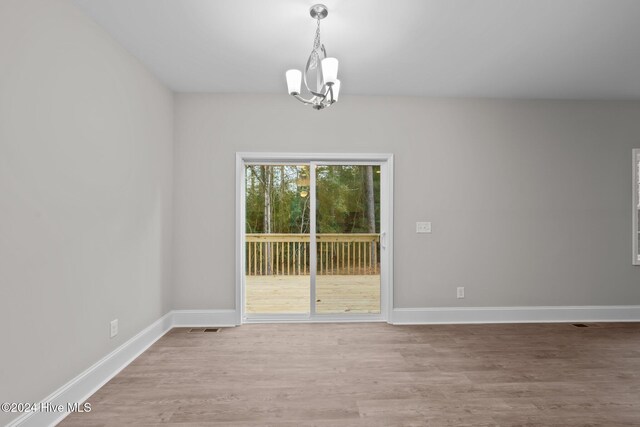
[245,165,310,314]
[315,165,381,314]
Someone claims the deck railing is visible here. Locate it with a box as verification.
[245,233,380,276]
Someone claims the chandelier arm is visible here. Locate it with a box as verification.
[315,85,333,103]
[327,86,334,104]
[294,92,333,111]
[303,53,314,94]
[292,94,318,105]
[304,57,328,97]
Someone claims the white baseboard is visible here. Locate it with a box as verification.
[6,310,236,427]
[391,305,640,325]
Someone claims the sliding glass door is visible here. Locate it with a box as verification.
[314,164,381,314]
[241,155,390,322]
[244,164,310,314]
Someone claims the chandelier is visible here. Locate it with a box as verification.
[285,4,340,110]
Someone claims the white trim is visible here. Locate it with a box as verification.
[7,312,174,427]
[632,149,640,266]
[243,314,385,324]
[235,152,394,324]
[309,161,317,316]
[391,306,640,325]
[235,153,245,325]
[382,157,394,322]
[171,309,238,327]
[238,152,394,163]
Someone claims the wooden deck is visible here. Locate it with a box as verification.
[245,275,380,314]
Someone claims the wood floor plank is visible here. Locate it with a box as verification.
[60,322,640,426]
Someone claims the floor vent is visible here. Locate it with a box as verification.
[188,328,221,333]
[572,323,589,328]
[204,328,220,332]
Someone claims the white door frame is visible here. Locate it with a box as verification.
[235,152,394,325]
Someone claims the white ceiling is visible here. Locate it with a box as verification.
[73,0,640,99]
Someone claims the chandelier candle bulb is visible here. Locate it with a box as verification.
[286,69,302,95]
[331,79,341,102]
[321,58,339,85]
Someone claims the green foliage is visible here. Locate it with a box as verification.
[245,165,380,234]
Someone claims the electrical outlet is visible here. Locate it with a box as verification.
[110,319,118,338]
[456,287,465,299]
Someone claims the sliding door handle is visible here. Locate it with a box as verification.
[380,231,387,250]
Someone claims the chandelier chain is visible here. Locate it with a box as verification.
[309,18,322,69]
[314,18,321,50]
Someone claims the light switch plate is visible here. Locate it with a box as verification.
[416,222,432,233]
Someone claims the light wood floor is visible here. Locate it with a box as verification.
[246,275,380,314]
[61,323,640,426]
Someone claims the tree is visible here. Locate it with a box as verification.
[245,164,379,235]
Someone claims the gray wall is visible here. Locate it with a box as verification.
[173,94,640,310]
[0,1,173,424]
